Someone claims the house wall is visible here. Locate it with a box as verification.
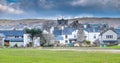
[58,30,78,44]
[102,30,117,41]
[84,30,100,44]
[24,34,31,47]
[9,42,24,47]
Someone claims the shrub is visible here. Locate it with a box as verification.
[13,43,18,48]
[29,42,33,47]
[85,40,91,45]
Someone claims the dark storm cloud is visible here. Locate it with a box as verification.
[0,0,120,19]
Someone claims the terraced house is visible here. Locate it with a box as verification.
[0,30,40,47]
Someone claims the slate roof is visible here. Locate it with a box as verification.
[84,28,100,32]
[55,36,63,40]
[0,30,24,37]
[62,27,77,35]
[53,27,77,36]
[100,28,117,35]
[114,29,120,38]
[0,30,24,42]
[5,38,23,42]
[53,27,62,35]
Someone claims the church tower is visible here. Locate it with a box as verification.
[57,18,68,26]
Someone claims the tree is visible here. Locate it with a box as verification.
[43,33,55,47]
[24,28,42,47]
[77,28,85,43]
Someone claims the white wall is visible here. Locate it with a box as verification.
[24,34,31,47]
[10,42,24,47]
[102,30,117,41]
[84,30,100,44]
[59,30,78,44]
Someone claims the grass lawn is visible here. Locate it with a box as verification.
[106,45,120,49]
[0,48,120,63]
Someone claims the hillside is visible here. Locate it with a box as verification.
[0,18,120,30]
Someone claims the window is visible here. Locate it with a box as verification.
[65,35,68,39]
[21,36,23,38]
[106,35,113,39]
[74,35,76,38]
[15,36,19,38]
[94,36,96,39]
[65,40,68,43]
[94,34,96,39]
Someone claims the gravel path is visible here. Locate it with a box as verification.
[39,47,120,53]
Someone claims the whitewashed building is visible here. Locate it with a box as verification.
[53,27,78,44]
[99,29,118,46]
[0,30,25,47]
[0,30,40,47]
[84,28,100,44]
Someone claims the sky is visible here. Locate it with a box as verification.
[0,0,120,20]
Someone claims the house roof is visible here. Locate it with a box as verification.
[84,28,100,32]
[100,28,117,35]
[53,27,77,36]
[5,38,23,42]
[62,27,77,35]
[114,29,120,38]
[53,27,62,35]
[55,36,63,40]
[0,30,24,37]
[103,40,117,42]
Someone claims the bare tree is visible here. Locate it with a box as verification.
[77,28,85,43]
[43,33,55,47]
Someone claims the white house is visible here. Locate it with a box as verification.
[99,29,118,46]
[84,28,100,44]
[0,30,25,47]
[53,27,78,45]
[0,30,40,47]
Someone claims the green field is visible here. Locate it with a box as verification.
[0,49,120,63]
[107,45,120,49]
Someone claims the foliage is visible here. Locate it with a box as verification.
[42,33,55,47]
[85,40,91,45]
[13,43,18,48]
[26,42,33,47]
[24,28,42,40]
[0,49,120,63]
[24,28,42,47]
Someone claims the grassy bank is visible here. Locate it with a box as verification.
[107,45,120,49]
[0,49,120,63]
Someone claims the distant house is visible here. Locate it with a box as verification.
[99,29,118,46]
[114,28,120,45]
[53,27,78,44]
[0,30,35,47]
[83,23,109,30]
[84,28,100,44]
[0,30,24,47]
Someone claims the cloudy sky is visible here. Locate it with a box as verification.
[0,0,120,19]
